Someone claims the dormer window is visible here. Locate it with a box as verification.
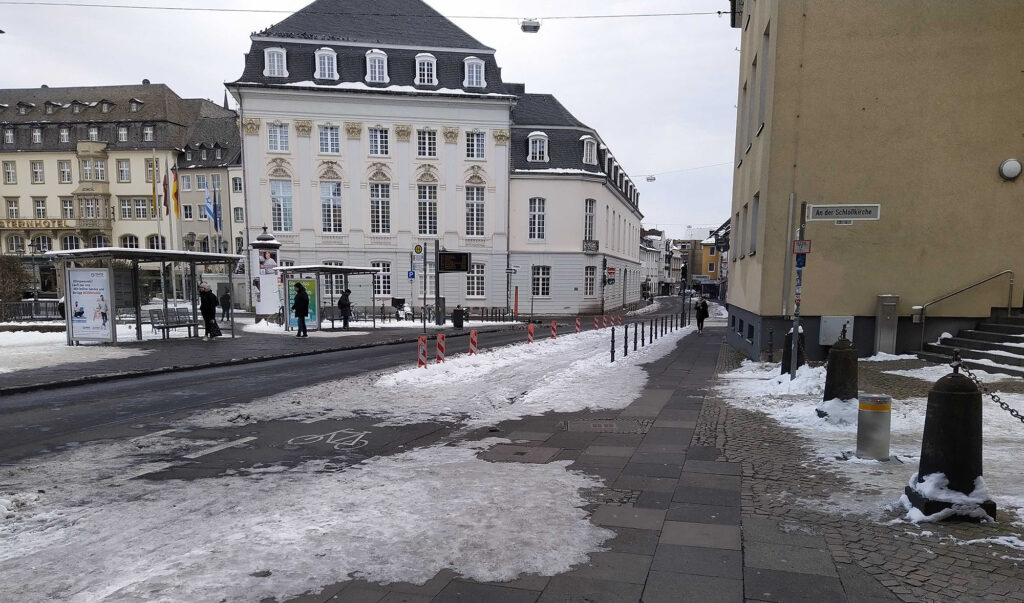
[415,53,438,86]
[3,128,12,144]
[72,104,81,114]
[527,132,549,162]
[581,136,597,165]
[88,126,99,141]
[201,149,207,160]
[45,104,54,115]
[215,148,222,160]
[130,101,139,112]
[314,47,339,80]
[463,57,486,88]
[31,128,41,144]
[185,150,192,161]
[365,49,389,83]
[263,47,288,78]
[17,103,31,115]
[101,102,110,113]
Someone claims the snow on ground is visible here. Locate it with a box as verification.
[883,365,1015,382]
[243,316,517,336]
[0,325,692,602]
[188,325,695,429]
[0,325,155,374]
[863,352,920,362]
[715,360,1024,526]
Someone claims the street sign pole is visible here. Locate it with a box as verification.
[791,202,807,380]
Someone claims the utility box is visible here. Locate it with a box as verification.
[874,295,899,354]
[820,316,854,345]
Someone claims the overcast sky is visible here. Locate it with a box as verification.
[0,0,740,240]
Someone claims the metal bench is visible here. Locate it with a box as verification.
[149,308,201,338]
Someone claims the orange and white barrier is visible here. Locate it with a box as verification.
[575,317,581,334]
[616,314,623,326]
[602,315,608,328]
[417,336,428,368]
[550,321,557,339]
[436,333,446,363]
[593,316,599,331]
[527,323,535,343]
[469,330,478,355]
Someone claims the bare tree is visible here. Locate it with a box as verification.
[0,256,30,320]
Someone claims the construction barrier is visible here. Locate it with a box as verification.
[469,330,478,355]
[616,314,623,326]
[417,336,428,367]
[602,315,608,328]
[575,317,581,334]
[527,323,535,343]
[594,316,599,331]
[436,333,446,363]
[551,321,557,339]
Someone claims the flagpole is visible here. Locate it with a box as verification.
[165,151,178,305]
[152,148,169,318]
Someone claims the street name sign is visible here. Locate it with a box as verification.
[793,240,811,254]
[806,204,880,221]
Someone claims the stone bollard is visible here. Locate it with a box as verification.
[856,394,891,460]
[823,331,858,402]
[904,363,996,521]
[780,329,806,375]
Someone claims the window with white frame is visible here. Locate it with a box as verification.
[92,234,108,248]
[201,150,207,160]
[314,47,339,80]
[532,265,551,297]
[121,234,138,249]
[117,126,128,142]
[322,260,344,296]
[271,179,293,232]
[417,184,438,236]
[2,161,15,184]
[211,174,221,190]
[7,235,23,253]
[466,262,485,297]
[372,261,391,296]
[3,128,13,144]
[463,57,485,88]
[232,176,242,192]
[584,198,596,240]
[185,150,192,161]
[708,262,715,273]
[180,174,191,190]
[196,174,207,191]
[94,160,105,181]
[134,198,149,219]
[147,235,166,250]
[61,198,74,219]
[584,266,596,296]
[130,101,139,112]
[72,104,81,114]
[197,202,207,220]
[34,197,46,218]
[370,183,390,234]
[465,186,484,236]
[80,160,92,181]
[117,159,130,182]
[120,199,131,219]
[81,197,97,219]
[321,181,343,233]
[416,129,436,158]
[31,128,41,144]
[582,138,597,164]
[31,235,51,252]
[6,199,18,218]
[528,197,545,240]
[263,47,288,77]
[369,127,388,156]
[365,49,389,83]
[268,123,289,152]
[528,132,548,162]
[143,126,154,142]
[88,126,99,141]
[101,102,110,113]
[466,131,485,159]
[233,207,243,222]
[30,161,44,184]
[415,53,437,86]
[144,158,156,183]
[59,128,69,143]
[319,125,340,154]
[183,204,193,220]
[215,148,221,160]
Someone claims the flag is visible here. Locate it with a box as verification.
[171,167,180,217]
[213,188,223,233]
[205,185,214,221]
[162,172,169,216]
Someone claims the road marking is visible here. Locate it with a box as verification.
[182,437,257,459]
[287,429,370,450]
[130,428,177,442]
[102,462,179,486]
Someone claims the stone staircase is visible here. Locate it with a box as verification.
[918,311,1024,378]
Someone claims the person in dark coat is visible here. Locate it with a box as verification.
[338,288,352,330]
[198,282,220,340]
[219,291,231,321]
[695,296,710,334]
[292,282,309,337]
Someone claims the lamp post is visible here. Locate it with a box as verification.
[26,240,39,300]
[184,231,196,251]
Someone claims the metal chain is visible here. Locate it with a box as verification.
[951,349,1024,425]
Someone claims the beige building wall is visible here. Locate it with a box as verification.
[729,1,1024,345]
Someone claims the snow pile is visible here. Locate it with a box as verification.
[862,352,919,362]
[0,328,153,374]
[0,439,613,602]
[901,473,994,523]
[816,398,858,426]
[716,360,826,398]
[883,365,1015,382]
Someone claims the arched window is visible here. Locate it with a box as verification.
[146,234,165,249]
[365,49,389,83]
[120,234,139,249]
[415,53,437,86]
[91,234,109,248]
[314,47,339,80]
[263,47,288,78]
[31,235,51,252]
[463,57,486,88]
[581,136,598,165]
[62,235,81,250]
[527,132,548,162]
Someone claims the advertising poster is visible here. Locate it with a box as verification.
[286,278,318,330]
[68,268,114,342]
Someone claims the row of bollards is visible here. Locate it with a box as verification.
[611,313,685,362]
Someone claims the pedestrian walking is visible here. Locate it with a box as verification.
[292,282,309,337]
[338,288,352,330]
[219,290,232,321]
[695,296,709,334]
[198,282,221,340]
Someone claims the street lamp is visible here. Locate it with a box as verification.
[26,241,39,300]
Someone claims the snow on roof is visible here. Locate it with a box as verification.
[514,168,605,176]
[275,265,381,275]
[243,81,515,98]
[527,131,548,137]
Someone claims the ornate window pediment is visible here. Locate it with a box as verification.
[416,164,439,183]
[366,162,392,182]
[267,157,293,178]
[464,164,487,185]
[319,160,343,181]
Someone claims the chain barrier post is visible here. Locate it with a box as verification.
[956,350,1024,425]
[469,329,478,355]
[417,336,427,368]
[435,333,446,363]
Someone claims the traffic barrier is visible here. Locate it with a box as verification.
[436,334,446,363]
[602,315,608,328]
[593,316,599,331]
[575,317,581,334]
[617,314,623,326]
[527,323,535,343]
[417,336,428,368]
[551,321,557,339]
[469,330,478,355]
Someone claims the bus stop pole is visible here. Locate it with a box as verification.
[228,259,236,339]
[132,259,142,340]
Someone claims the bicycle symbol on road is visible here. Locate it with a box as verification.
[287,429,371,451]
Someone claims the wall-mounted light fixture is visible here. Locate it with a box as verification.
[998,158,1021,181]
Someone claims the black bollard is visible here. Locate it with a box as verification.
[780,329,806,375]
[611,326,616,362]
[641,321,645,347]
[823,328,858,402]
[624,323,628,357]
[633,322,638,351]
[767,329,774,363]
[905,359,996,521]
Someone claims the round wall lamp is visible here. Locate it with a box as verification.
[998,158,1021,181]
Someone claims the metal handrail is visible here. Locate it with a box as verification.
[918,270,1014,351]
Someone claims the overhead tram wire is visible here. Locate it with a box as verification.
[0,1,724,20]
[637,162,732,181]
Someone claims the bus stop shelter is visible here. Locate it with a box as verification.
[275,265,382,330]
[45,247,242,345]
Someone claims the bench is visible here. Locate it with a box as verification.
[149,308,201,338]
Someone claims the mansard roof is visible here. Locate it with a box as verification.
[255,0,493,51]
[179,110,241,169]
[0,83,196,126]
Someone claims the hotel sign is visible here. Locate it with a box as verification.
[805,204,880,221]
[0,219,69,229]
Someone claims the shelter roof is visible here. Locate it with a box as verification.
[274,264,381,275]
[45,247,242,264]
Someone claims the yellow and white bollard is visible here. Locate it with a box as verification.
[856,394,892,460]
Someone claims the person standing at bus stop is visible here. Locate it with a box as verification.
[292,282,309,338]
[199,282,220,340]
[338,288,352,330]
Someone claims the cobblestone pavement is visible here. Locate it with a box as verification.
[697,346,1024,603]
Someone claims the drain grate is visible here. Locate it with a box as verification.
[559,418,653,434]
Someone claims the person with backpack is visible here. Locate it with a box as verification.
[695,296,710,334]
[338,288,352,330]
